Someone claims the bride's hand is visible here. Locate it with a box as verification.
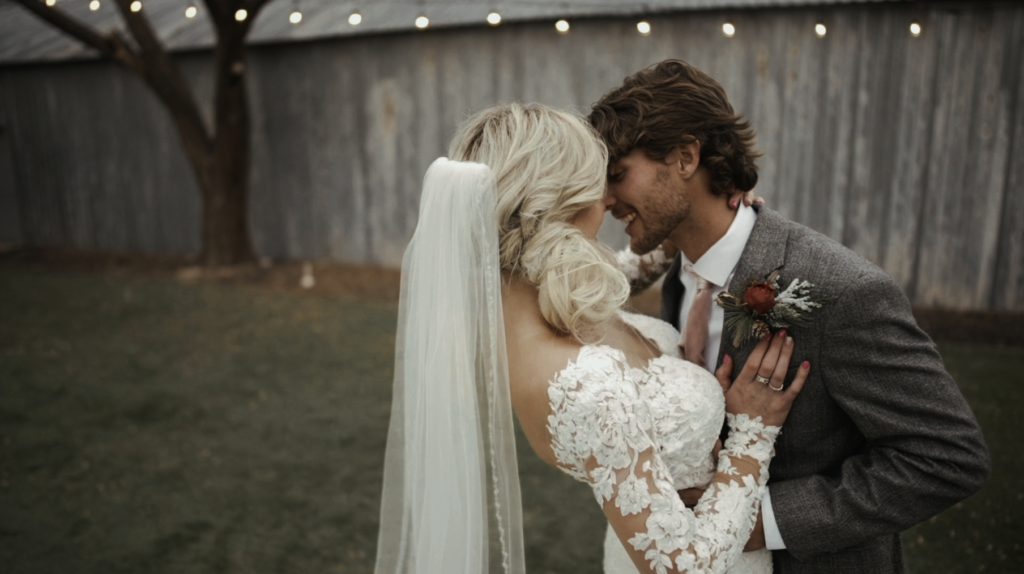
[728,189,765,210]
[714,331,809,427]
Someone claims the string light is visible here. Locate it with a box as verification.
[815,23,826,37]
[130,1,142,12]
[185,5,197,18]
[45,0,56,6]
[555,19,569,33]
[637,21,651,35]
[89,0,100,11]
[910,22,922,37]
[235,9,247,21]
[487,12,501,26]
[288,0,302,24]
[722,22,735,37]
[348,12,362,25]
[415,15,429,29]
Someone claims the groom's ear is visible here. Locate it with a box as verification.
[673,138,702,180]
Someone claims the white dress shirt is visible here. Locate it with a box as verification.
[675,203,756,368]
[675,203,787,551]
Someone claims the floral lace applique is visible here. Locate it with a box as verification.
[547,346,780,574]
[618,311,682,358]
[616,246,673,293]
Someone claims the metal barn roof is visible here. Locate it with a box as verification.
[1,0,902,64]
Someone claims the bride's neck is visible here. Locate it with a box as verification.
[501,272,541,316]
[501,272,562,338]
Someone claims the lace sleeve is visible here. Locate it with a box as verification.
[547,348,779,574]
[616,246,673,294]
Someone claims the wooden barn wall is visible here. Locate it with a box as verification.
[0,2,1022,310]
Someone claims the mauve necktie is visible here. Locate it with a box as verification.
[679,264,713,369]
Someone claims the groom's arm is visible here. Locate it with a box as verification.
[767,269,991,559]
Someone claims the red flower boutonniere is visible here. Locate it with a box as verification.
[715,267,834,347]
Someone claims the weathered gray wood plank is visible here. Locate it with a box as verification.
[881,5,937,291]
[1,2,1021,309]
[991,7,1024,311]
[914,7,1013,309]
[0,116,21,244]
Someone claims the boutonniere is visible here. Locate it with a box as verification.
[715,267,834,347]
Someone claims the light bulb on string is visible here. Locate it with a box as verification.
[130,1,142,12]
[815,23,826,37]
[487,12,501,26]
[910,22,922,37]
[637,21,651,35]
[555,19,569,33]
[348,12,362,26]
[415,15,429,29]
[235,9,247,21]
[45,0,56,6]
[89,0,100,11]
[289,0,302,24]
[722,22,735,37]
[185,5,197,18]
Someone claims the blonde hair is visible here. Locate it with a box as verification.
[448,103,629,342]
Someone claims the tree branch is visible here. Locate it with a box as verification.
[249,0,275,13]
[9,0,145,74]
[107,0,214,148]
[111,0,166,58]
[199,0,232,31]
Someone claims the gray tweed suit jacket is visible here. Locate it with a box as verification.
[660,206,990,574]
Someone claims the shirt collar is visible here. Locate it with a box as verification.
[679,203,758,287]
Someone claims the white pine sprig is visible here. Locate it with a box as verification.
[777,278,820,310]
[768,278,830,329]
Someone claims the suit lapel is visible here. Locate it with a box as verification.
[715,206,792,371]
[661,253,685,330]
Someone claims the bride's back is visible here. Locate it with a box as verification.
[448,102,657,466]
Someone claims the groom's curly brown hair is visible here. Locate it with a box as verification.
[588,59,761,196]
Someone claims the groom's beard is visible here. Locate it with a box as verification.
[629,170,690,255]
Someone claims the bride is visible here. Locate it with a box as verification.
[373,103,808,574]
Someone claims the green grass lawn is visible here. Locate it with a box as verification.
[0,269,1020,574]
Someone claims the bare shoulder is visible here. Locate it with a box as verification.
[505,324,584,466]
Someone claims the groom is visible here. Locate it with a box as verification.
[590,60,990,574]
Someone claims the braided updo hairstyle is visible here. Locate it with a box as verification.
[448,103,629,342]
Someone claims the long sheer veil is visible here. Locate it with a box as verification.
[374,158,526,574]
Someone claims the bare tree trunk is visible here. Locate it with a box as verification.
[11,0,266,266]
[205,17,255,266]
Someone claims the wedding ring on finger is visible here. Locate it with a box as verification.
[755,375,771,384]
[769,381,784,391]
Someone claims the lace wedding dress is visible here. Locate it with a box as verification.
[546,311,775,574]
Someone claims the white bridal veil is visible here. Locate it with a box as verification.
[374,158,526,574]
